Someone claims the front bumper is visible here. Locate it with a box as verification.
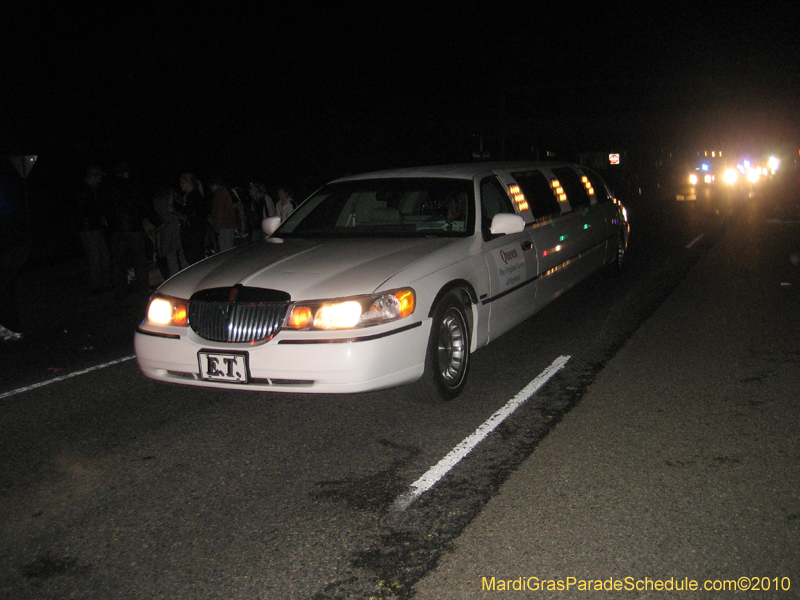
[134,319,430,394]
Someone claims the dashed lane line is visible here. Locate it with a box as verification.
[392,355,571,511]
[686,233,705,249]
[0,356,136,400]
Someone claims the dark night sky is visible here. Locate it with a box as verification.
[3,1,800,189]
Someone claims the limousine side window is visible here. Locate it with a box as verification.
[551,167,591,209]
[582,169,612,203]
[511,170,561,222]
[480,176,516,240]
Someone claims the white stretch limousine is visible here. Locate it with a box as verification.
[135,162,629,401]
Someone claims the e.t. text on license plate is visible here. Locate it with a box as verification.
[198,351,249,383]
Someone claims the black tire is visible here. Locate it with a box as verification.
[409,291,471,402]
[606,228,626,277]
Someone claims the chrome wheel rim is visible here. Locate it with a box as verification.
[437,308,467,387]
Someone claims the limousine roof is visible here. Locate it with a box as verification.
[332,161,587,182]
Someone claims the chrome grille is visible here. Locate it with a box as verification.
[189,286,290,343]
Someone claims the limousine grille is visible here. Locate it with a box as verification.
[189,286,291,343]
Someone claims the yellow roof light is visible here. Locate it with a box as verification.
[508,184,529,211]
[551,180,567,202]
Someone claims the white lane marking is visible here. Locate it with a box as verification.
[392,355,571,511]
[686,234,704,249]
[0,355,136,400]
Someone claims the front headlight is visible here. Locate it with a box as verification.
[285,289,415,330]
[146,294,189,326]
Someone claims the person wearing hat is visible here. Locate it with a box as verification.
[76,165,112,294]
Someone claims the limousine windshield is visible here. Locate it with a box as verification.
[275,178,476,239]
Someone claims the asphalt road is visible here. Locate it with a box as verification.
[1,174,796,599]
[414,180,800,599]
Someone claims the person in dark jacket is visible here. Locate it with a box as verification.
[208,176,237,252]
[0,164,32,340]
[76,165,112,294]
[153,188,187,278]
[107,162,150,295]
[176,172,208,264]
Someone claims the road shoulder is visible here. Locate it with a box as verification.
[413,204,800,598]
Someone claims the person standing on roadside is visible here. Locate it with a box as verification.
[229,186,250,246]
[247,181,276,240]
[208,176,237,252]
[153,188,188,278]
[276,186,295,222]
[75,165,112,294]
[175,173,208,264]
[0,164,33,341]
[107,162,150,296]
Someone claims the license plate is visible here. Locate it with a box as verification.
[198,351,249,383]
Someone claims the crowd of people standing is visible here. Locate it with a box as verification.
[0,162,297,344]
[75,163,296,298]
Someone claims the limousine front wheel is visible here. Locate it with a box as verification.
[412,292,471,402]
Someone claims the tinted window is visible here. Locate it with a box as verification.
[480,176,515,239]
[582,169,612,203]
[552,167,590,208]
[511,170,560,220]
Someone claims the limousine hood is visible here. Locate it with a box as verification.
[160,237,455,300]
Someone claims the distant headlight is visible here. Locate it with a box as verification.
[723,169,738,185]
[146,294,189,326]
[285,289,415,330]
[689,173,698,185]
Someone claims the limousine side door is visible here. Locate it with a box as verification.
[527,166,608,310]
[580,167,626,264]
[477,175,538,340]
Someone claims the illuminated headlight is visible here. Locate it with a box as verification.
[313,301,363,329]
[285,289,415,330]
[723,169,738,185]
[689,173,698,185]
[146,294,189,326]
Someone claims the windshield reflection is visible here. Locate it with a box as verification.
[275,178,475,238]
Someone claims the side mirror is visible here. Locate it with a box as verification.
[262,216,282,237]
[489,213,525,235]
